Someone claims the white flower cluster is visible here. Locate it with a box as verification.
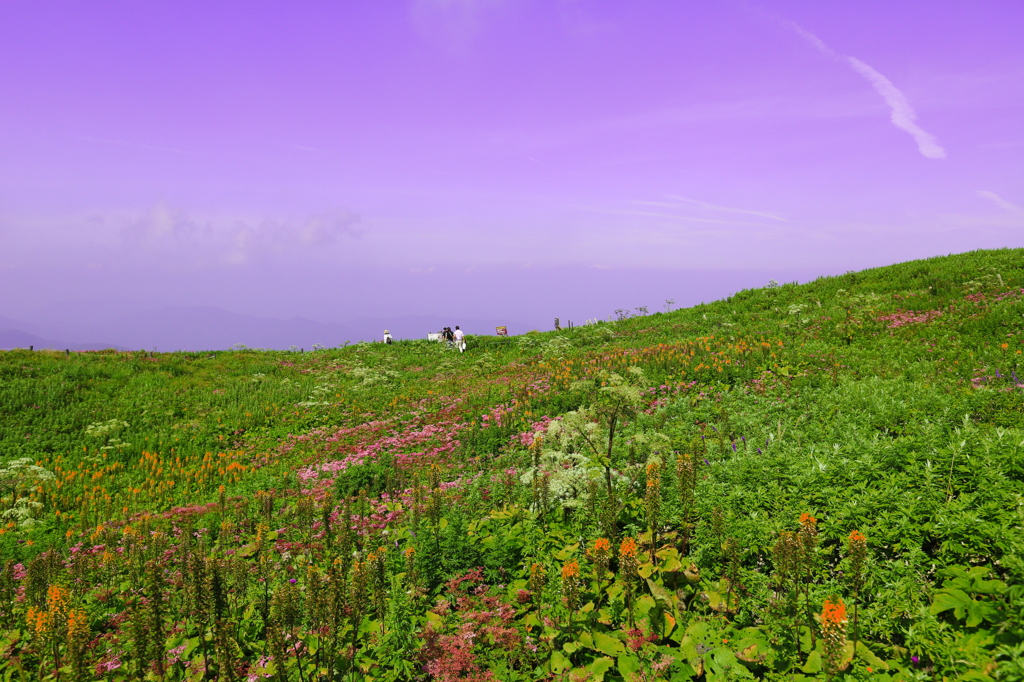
[0,458,55,529]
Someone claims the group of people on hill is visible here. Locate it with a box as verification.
[382,326,465,353]
[440,326,466,353]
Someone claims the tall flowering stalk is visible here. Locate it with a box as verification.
[271,582,306,682]
[348,559,369,671]
[143,560,168,678]
[410,476,423,532]
[66,607,89,680]
[846,530,867,653]
[561,560,581,634]
[798,513,819,648]
[675,453,698,554]
[325,557,348,678]
[530,434,543,470]
[645,458,662,563]
[403,546,417,592]
[369,546,389,623]
[0,561,16,630]
[427,485,444,552]
[532,470,552,520]
[305,565,329,639]
[588,538,611,606]
[527,562,547,606]
[620,537,639,626]
[820,597,848,680]
[772,526,805,658]
[26,584,71,677]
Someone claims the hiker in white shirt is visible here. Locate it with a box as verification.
[383,329,393,344]
[454,326,466,353]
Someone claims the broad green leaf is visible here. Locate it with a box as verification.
[656,547,684,573]
[588,657,615,677]
[617,653,641,677]
[554,543,580,561]
[655,546,680,561]
[965,599,994,627]
[801,649,822,674]
[184,636,201,658]
[551,651,571,673]
[593,631,625,656]
[646,578,676,608]
[855,642,889,669]
[929,588,972,619]
[635,594,656,617]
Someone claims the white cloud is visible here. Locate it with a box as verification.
[580,193,792,233]
[118,203,363,267]
[594,207,772,229]
[662,195,787,222]
[410,0,508,50]
[977,190,1024,215]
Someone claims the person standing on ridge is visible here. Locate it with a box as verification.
[454,325,466,353]
[383,329,393,344]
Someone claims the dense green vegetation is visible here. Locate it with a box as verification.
[1,248,1023,681]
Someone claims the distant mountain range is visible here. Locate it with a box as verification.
[0,307,532,351]
[0,315,127,351]
[0,327,129,352]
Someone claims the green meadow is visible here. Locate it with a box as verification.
[1,248,1023,681]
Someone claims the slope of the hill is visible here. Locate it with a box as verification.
[0,248,1022,681]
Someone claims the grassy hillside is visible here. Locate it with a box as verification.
[1,248,1023,681]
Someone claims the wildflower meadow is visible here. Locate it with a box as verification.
[1,248,1023,681]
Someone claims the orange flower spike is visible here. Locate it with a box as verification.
[619,537,640,579]
[821,597,847,624]
[561,560,582,610]
[67,608,89,640]
[820,596,849,676]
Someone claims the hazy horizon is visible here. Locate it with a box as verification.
[2,263,835,349]
[2,1,1022,348]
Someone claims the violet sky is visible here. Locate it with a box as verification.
[1,1,1023,333]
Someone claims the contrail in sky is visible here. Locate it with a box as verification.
[846,57,946,159]
[783,20,946,159]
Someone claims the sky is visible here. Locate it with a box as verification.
[1,1,1023,343]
